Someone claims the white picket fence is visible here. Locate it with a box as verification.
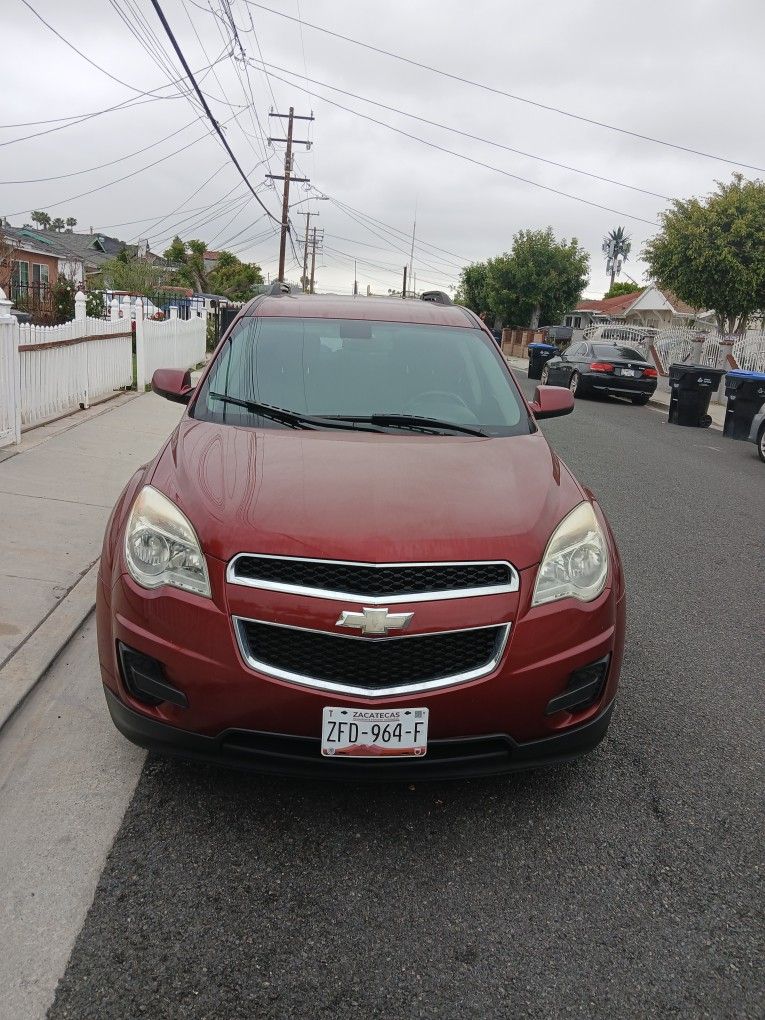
[137,307,206,384]
[0,290,207,447]
[18,315,133,428]
[0,297,20,448]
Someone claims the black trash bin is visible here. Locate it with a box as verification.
[723,369,765,440]
[528,343,559,380]
[667,363,726,427]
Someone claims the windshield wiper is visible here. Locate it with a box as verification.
[329,413,489,437]
[208,393,385,432]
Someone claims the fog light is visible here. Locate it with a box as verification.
[118,642,188,708]
[545,655,610,716]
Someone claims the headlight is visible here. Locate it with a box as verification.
[124,486,210,597]
[532,502,609,607]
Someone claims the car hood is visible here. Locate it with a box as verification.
[149,420,585,570]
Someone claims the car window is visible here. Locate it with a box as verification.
[194,316,529,436]
[565,344,583,359]
[592,344,644,360]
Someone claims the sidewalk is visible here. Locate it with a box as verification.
[0,392,183,728]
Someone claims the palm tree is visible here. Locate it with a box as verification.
[602,227,631,289]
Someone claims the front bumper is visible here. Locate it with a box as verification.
[97,540,625,778]
[104,685,615,780]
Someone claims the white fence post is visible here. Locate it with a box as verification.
[110,297,120,322]
[135,298,146,391]
[0,288,21,447]
[74,290,87,322]
[169,305,178,320]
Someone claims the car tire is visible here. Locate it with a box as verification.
[540,365,550,384]
[758,424,765,463]
[569,371,580,396]
[631,395,650,406]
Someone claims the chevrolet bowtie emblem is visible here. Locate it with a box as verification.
[336,607,414,636]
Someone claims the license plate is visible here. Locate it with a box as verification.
[620,368,636,377]
[321,707,429,758]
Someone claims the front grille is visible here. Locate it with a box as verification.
[236,619,507,694]
[230,555,515,600]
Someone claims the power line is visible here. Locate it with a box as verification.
[149,0,279,225]
[151,192,252,248]
[108,0,199,110]
[327,203,461,279]
[0,93,181,130]
[325,193,473,264]
[246,1,765,173]
[4,110,243,218]
[126,158,233,239]
[182,0,269,170]
[259,68,660,226]
[253,60,672,202]
[0,115,201,184]
[20,0,200,100]
[0,94,185,150]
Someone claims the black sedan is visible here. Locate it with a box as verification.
[541,342,658,405]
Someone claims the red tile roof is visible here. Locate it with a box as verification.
[575,289,644,314]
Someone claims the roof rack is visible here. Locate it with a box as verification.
[420,290,452,305]
[267,281,291,296]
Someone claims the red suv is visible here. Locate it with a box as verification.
[97,288,625,779]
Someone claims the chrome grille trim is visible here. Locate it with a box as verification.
[226,553,519,604]
[233,616,512,698]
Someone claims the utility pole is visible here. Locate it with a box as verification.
[301,209,319,292]
[267,107,314,282]
[408,202,417,294]
[309,226,317,295]
[353,260,358,296]
[402,265,408,298]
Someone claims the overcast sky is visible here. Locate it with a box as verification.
[2,0,764,301]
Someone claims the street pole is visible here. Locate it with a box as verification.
[301,210,318,292]
[409,203,417,294]
[353,260,358,296]
[267,108,314,282]
[402,265,407,298]
[309,226,317,294]
[277,108,294,283]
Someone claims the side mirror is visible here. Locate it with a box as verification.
[528,384,574,420]
[151,368,194,405]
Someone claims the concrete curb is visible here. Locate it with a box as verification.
[0,561,99,733]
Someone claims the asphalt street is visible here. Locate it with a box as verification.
[46,380,764,1020]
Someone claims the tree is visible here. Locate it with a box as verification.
[30,211,52,230]
[603,226,631,289]
[454,262,490,315]
[208,250,263,301]
[604,281,642,299]
[643,174,765,334]
[484,228,589,327]
[164,237,208,291]
[164,237,263,300]
[65,217,77,231]
[98,255,167,296]
[0,235,20,294]
[50,217,66,232]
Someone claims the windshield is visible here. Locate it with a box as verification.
[193,316,528,436]
[592,344,645,360]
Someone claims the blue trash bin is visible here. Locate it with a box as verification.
[527,343,559,380]
[723,369,765,440]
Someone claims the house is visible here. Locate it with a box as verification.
[563,285,712,331]
[2,224,169,288]
[0,226,76,322]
